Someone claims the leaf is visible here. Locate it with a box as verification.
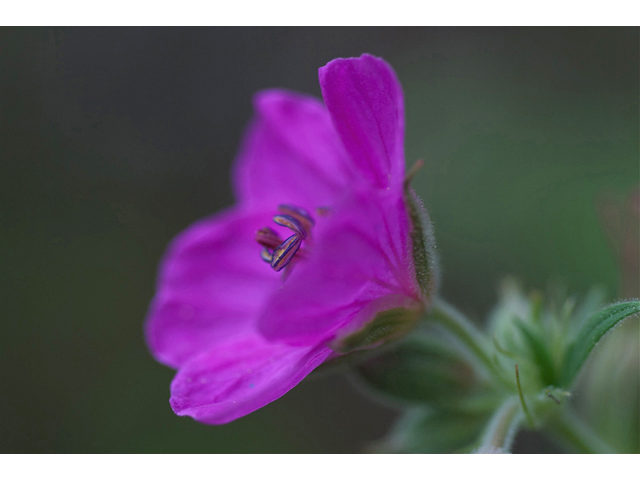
[514,318,557,387]
[568,286,606,336]
[560,300,640,387]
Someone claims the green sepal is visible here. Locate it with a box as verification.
[405,187,438,305]
[560,300,640,387]
[332,307,421,354]
[355,333,477,406]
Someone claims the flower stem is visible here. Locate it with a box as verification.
[547,408,616,454]
[429,299,507,385]
[475,397,522,453]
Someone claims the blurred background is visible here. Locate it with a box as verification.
[1,27,637,453]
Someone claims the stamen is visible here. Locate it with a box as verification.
[278,205,315,233]
[260,248,274,263]
[273,214,307,239]
[256,227,282,250]
[315,206,332,217]
[257,204,316,272]
[271,234,302,272]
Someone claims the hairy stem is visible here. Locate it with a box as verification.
[475,397,522,453]
[429,299,508,385]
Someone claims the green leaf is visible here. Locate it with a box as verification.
[514,318,557,387]
[569,286,606,336]
[560,300,640,387]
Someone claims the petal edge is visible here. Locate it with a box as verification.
[170,336,332,424]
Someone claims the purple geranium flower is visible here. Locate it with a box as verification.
[146,54,434,424]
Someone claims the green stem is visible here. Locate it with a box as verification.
[429,299,508,385]
[547,409,616,454]
[475,397,522,453]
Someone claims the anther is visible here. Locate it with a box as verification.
[271,234,303,272]
[255,227,282,250]
[273,214,307,239]
[260,248,274,263]
[315,206,332,217]
[278,205,315,233]
[257,204,316,272]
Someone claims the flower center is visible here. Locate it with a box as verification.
[256,205,315,272]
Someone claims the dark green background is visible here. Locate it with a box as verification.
[1,27,637,453]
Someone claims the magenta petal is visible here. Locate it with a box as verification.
[232,89,354,209]
[319,54,406,191]
[170,336,332,424]
[145,207,279,369]
[258,192,420,345]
